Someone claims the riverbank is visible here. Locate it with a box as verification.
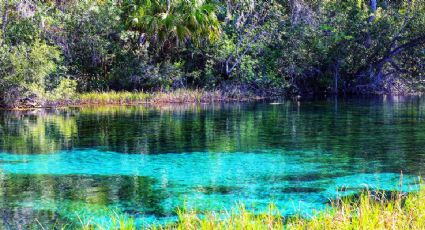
[5,88,425,110]
[4,89,272,110]
[73,187,424,230]
[75,89,266,105]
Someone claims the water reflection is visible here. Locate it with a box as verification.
[0,97,424,228]
[0,173,166,228]
[1,99,425,173]
[0,110,77,154]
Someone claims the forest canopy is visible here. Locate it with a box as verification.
[0,0,425,107]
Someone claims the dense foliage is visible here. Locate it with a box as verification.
[1,0,425,106]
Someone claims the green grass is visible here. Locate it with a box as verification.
[72,89,260,106]
[77,91,152,105]
[73,186,425,230]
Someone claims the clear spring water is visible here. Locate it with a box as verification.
[0,97,424,228]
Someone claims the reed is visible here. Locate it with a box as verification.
[73,186,425,230]
[77,91,152,105]
[73,89,259,106]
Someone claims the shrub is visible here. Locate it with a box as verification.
[0,40,61,107]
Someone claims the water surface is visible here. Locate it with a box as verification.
[0,97,424,228]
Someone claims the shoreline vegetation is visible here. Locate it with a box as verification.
[75,90,266,105]
[72,186,425,230]
[5,89,271,110]
[5,89,425,110]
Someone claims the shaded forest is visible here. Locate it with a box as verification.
[1,0,425,107]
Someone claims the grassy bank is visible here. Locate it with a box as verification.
[75,187,425,230]
[41,89,265,108]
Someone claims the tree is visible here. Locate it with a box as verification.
[123,0,221,51]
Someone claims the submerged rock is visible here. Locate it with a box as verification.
[281,187,326,193]
[0,160,30,164]
[193,185,241,195]
[267,172,347,183]
[0,207,67,229]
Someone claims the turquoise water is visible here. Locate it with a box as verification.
[0,97,424,228]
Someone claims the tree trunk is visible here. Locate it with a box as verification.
[166,0,171,15]
[334,61,340,94]
[226,0,232,23]
[370,0,377,12]
[369,0,377,22]
[1,0,8,40]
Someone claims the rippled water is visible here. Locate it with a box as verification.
[0,97,424,228]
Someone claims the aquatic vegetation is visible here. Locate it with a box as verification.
[73,89,257,106]
[76,92,152,105]
[285,188,425,230]
[73,187,425,230]
[151,89,224,103]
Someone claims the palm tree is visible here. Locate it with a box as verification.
[123,0,220,48]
